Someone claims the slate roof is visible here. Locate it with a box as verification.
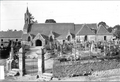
[0,30,23,38]
[21,34,29,41]
[25,23,75,40]
[23,22,113,41]
[86,23,98,30]
[74,24,83,34]
[97,25,112,35]
[76,24,95,35]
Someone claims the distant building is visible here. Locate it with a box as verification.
[0,30,23,44]
[22,7,113,47]
[96,25,113,41]
[75,24,97,42]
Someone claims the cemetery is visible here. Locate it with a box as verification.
[0,1,120,81]
[0,39,120,81]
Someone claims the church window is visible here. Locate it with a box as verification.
[28,36,31,41]
[1,39,3,42]
[49,36,53,42]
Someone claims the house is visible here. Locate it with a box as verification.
[0,30,23,44]
[75,24,96,42]
[96,25,113,41]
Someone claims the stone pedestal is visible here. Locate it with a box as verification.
[18,48,25,76]
[19,48,23,76]
[37,48,45,76]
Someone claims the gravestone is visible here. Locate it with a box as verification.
[36,47,45,77]
[18,48,26,76]
[6,47,14,72]
[19,48,23,76]
[91,43,94,52]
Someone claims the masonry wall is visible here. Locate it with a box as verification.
[88,35,96,41]
[76,35,96,42]
[107,35,113,41]
[0,38,22,43]
[96,35,113,41]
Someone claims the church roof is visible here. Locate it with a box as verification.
[76,24,95,35]
[21,34,29,41]
[97,25,112,35]
[28,23,74,40]
[86,23,98,30]
[0,30,23,38]
[74,24,83,34]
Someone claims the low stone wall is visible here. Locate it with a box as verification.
[53,59,120,78]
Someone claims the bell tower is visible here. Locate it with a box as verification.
[23,6,34,34]
[24,7,31,24]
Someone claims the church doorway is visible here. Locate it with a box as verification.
[28,36,31,42]
[35,39,42,46]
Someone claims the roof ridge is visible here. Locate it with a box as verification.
[33,23,74,24]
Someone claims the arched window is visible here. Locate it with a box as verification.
[16,39,18,42]
[49,36,53,42]
[1,39,3,42]
[84,35,87,41]
[28,36,31,41]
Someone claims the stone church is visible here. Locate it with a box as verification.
[22,7,113,47]
[22,7,76,47]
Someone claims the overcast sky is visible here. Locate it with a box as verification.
[0,1,120,31]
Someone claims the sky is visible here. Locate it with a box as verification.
[0,1,120,31]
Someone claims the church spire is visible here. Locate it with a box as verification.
[24,6,31,24]
[26,7,30,14]
[24,6,35,25]
[23,6,35,34]
[26,3,30,15]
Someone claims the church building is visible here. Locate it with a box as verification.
[22,7,113,47]
[22,7,75,46]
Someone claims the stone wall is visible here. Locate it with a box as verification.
[53,59,120,78]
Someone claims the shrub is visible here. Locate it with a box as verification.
[106,45,120,56]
